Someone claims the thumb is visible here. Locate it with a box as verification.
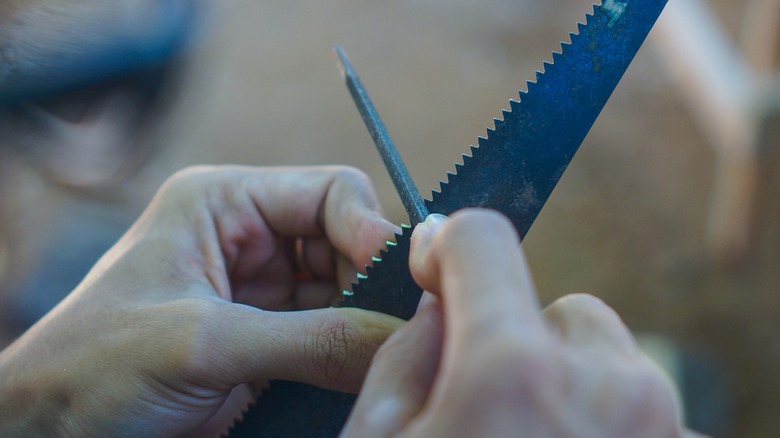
[409,213,449,294]
[343,298,444,437]
[212,304,403,393]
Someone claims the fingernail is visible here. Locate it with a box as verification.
[410,214,448,267]
[414,214,448,242]
[423,213,448,229]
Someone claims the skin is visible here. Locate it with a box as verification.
[0,165,404,437]
[2,2,702,436]
[343,211,700,437]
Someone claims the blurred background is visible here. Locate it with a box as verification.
[1,0,778,436]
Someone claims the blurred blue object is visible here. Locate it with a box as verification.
[0,1,199,106]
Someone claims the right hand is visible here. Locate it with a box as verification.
[344,209,694,437]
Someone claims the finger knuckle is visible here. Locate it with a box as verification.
[331,165,373,189]
[164,166,219,190]
[555,294,620,321]
[556,293,607,310]
[144,298,223,376]
[157,166,223,204]
[434,209,516,253]
[451,209,514,233]
[307,314,363,385]
[626,366,679,425]
[597,362,680,435]
[458,337,557,402]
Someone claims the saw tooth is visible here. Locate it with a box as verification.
[338,222,409,303]
[338,225,421,321]
[585,4,598,23]
[518,89,529,101]
[430,1,615,223]
[559,41,573,58]
[501,108,512,121]
[451,162,465,179]
[424,186,440,203]
[424,0,668,238]
[490,116,503,131]
[445,170,457,184]
[374,249,391,265]
[520,79,533,94]
[525,78,539,95]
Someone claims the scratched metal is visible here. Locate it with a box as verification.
[227,0,668,436]
[335,46,430,227]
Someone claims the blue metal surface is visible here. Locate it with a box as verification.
[228,0,668,436]
[428,0,668,235]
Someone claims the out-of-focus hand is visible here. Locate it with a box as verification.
[344,209,691,437]
[0,166,403,437]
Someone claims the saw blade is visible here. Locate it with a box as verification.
[427,0,668,233]
[227,1,668,436]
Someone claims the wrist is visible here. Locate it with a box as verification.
[0,340,83,437]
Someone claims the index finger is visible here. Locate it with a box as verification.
[410,209,545,342]
[158,165,398,270]
[247,166,400,267]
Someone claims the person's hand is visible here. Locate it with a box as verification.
[0,166,403,437]
[343,209,689,437]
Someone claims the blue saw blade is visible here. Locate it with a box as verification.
[227,1,668,436]
[427,0,668,235]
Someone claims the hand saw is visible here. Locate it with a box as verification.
[227,1,668,436]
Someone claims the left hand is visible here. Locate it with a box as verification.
[0,166,403,437]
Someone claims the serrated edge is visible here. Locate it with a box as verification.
[337,223,411,301]
[343,3,608,301]
[429,4,599,200]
